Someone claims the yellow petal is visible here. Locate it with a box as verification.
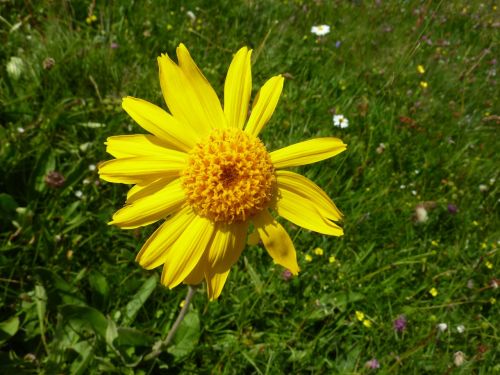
[244,75,284,137]
[136,206,195,270]
[275,184,343,236]
[270,138,346,169]
[158,48,225,137]
[176,44,227,129]
[252,210,300,275]
[98,153,187,184]
[276,170,342,221]
[122,97,199,151]
[126,177,177,203]
[224,47,252,129]
[205,269,230,301]
[110,178,185,228]
[183,254,207,285]
[207,221,249,274]
[105,134,176,159]
[161,215,215,288]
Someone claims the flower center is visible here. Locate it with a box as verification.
[182,128,275,223]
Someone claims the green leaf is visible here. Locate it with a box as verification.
[35,285,47,341]
[121,274,158,326]
[88,270,110,307]
[70,340,95,375]
[60,305,108,339]
[244,256,263,294]
[115,327,155,347]
[0,193,18,217]
[105,318,119,348]
[167,309,201,359]
[0,316,20,344]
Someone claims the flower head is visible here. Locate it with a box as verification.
[99,44,346,300]
[314,247,324,256]
[437,322,448,332]
[429,287,438,297]
[417,65,425,74]
[393,315,407,332]
[365,358,380,369]
[333,114,349,128]
[6,56,24,80]
[311,25,330,36]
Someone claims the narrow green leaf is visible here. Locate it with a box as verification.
[121,274,158,326]
[35,285,48,350]
[244,256,263,293]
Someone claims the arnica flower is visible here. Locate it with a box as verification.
[99,44,346,300]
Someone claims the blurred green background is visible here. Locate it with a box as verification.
[0,1,498,373]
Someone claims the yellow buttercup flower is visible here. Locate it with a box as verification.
[99,44,346,300]
[314,247,324,256]
[355,311,365,321]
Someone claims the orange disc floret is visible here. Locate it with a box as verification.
[182,128,275,223]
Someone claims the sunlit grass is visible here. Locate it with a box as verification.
[0,1,498,373]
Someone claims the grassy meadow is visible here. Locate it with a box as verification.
[1,0,498,373]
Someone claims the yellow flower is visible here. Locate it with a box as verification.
[355,311,365,321]
[431,240,439,247]
[98,44,346,300]
[490,297,496,305]
[429,287,438,297]
[329,255,336,264]
[420,81,428,89]
[417,65,425,74]
[314,247,324,256]
[86,14,97,24]
[485,260,493,269]
[363,319,372,328]
[305,254,313,263]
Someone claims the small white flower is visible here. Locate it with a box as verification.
[83,178,91,185]
[311,24,331,36]
[437,323,447,332]
[479,184,488,192]
[415,205,428,223]
[186,10,196,22]
[411,190,417,196]
[74,190,83,199]
[88,164,96,171]
[456,324,465,333]
[453,351,465,367]
[400,184,406,189]
[376,143,386,154]
[6,56,24,80]
[17,127,25,133]
[333,114,349,128]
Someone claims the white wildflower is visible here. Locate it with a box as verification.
[333,114,349,128]
[437,323,447,332]
[6,56,24,80]
[311,25,330,36]
[453,351,465,367]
